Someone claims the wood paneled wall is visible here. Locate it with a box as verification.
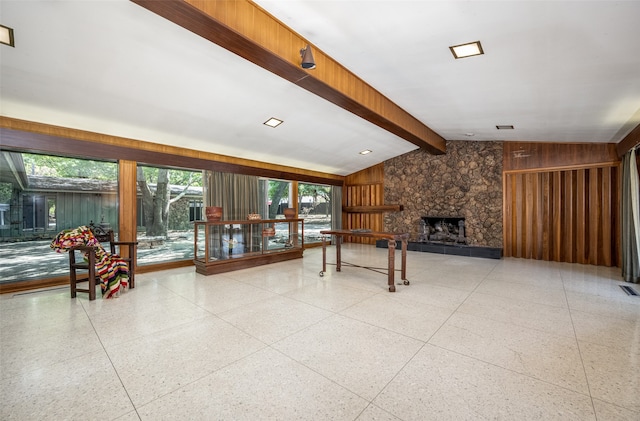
[504,163,620,266]
[343,164,385,244]
[503,142,618,172]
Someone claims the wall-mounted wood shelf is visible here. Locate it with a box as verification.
[342,205,403,213]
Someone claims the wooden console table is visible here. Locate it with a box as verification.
[320,229,409,292]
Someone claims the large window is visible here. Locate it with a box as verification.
[0,147,338,287]
[0,152,118,284]
[298,182,332,244]
[262,179,292,219]
[136,165,204,266]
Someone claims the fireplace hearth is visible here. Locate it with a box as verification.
[419,216,467,245]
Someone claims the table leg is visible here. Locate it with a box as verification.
[336,235,341,272]
[388,239,396,292]
[321,235,327,276]
[401,239,407,281]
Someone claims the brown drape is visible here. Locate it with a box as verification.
[205,171,260,221]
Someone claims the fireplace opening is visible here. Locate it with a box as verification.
[419,216,468,245]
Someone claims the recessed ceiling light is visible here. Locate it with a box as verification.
[449,41,483,59]
[359,149,372,155]
[263,117,283,128]
[464,133,475,137]
[0,25,15,47]
[496,125,514,130]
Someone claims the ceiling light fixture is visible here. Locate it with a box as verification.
[359,149,372,155]
[496,125,514,130]
[449,41,483,59]
[263,117,283,128]
[300,44,316,69]
[0,24,15,47]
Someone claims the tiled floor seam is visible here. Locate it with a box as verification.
[79,298,141,420]
[561,271,598,419]
[358,270,492,417]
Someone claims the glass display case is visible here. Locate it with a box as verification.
[193,218,304,275]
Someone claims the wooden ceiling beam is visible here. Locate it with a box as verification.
[130,0,446,155]
[617,122,640,157]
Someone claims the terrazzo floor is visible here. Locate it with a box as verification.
[1,244,639,420]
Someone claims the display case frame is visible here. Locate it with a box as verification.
[193,218,304,275]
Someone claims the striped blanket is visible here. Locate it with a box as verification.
[51,226,129,299]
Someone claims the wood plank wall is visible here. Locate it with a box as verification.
[343,164,385,244]
[503,142,621,266]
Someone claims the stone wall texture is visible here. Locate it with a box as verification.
[384,141,504,248]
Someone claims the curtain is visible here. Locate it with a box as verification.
[331,186,342,230]
[205,171,260,221]
[621,148,640,283]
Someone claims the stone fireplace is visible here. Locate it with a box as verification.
[383,140,504,249]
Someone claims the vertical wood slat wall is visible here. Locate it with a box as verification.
[343,164,385,244]
[503,164,620,266]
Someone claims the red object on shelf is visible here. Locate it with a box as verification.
[205,206,222,221]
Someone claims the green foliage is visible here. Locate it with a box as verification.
[0,182,12,203]
[138,166,203,186]
[22,153,117,180]
[268,180,289,201]
[299,183,330,201]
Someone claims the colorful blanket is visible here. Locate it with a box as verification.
[51,226,129,299]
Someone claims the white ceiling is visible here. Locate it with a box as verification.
[1,0,639,176]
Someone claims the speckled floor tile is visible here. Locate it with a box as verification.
[135,347,368,420]
[0,289,87,329]
[457,291,575,337]
[230,265,321,293]
[418,272,485,292]
[339,293,453,341]
[272,314,424,400]
[114,410,142,421]
[592,399,640,421]
[429,312,589,393]
[283,280,377,312]
[373,344,596,420]
[106,315,265,407]
[89,294,212,348]
[474,277,569,307]
[177,276,279,314]
[571,309,640,353]
[78,278,183,316]
[355,404,403,421]
[566,289,640,321]
[217,294,332,344]
[579,340,640,412]
[2,246,636,420]
[322,266,401,293]
[386,279,472,311]
[0,350,134,420]
[1,323,103,380]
